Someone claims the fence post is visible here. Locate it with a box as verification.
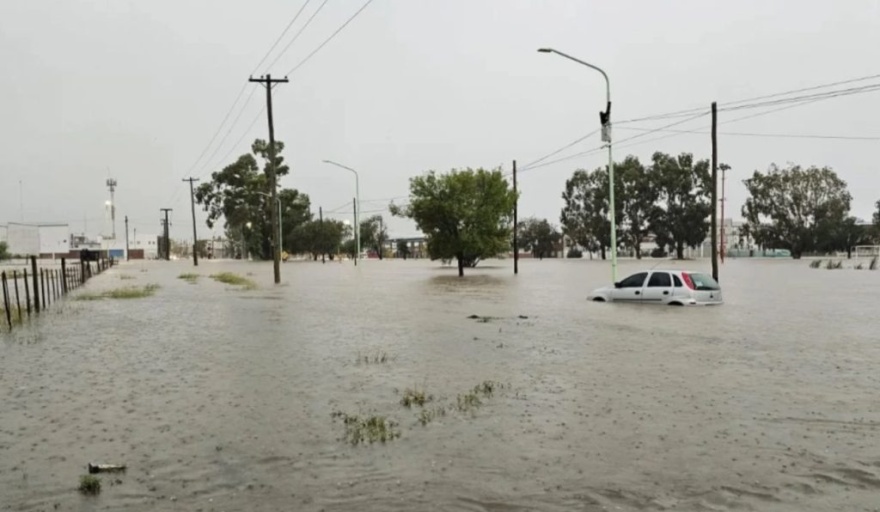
[40,269,46,310]
[31,256,40,314]
[61,258,67,295]
[53,269,59,301]
[2,272,11,330]
[13,270,22,323]
[23,268,31,316]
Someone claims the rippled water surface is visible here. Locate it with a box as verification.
[2,258,879,511]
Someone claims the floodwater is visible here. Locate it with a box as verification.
[1,257,879,511]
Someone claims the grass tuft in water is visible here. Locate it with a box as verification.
[400,387,433,408]
[118,274,136,280]
[417,406,447,426]
[855,262,864,270]
[76,284,159,301]
[178,273,200,284]
[78,475,101,495]
[210,272,256,289]
[356,351,389,365]
[808,259,822,269]
[870,256,878,271]
[331,412,400,445]
[456,381,503,413]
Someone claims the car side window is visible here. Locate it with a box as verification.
[672,274,682,287]
[619,272,648,288]
[647,272,672,287]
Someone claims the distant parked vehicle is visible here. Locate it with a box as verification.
[587,270,722,306]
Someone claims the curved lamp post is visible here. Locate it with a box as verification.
[322,160,360,264]
[538,47,617,282]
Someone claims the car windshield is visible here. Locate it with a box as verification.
[689,273,720,290]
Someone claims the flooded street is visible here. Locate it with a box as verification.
[2,258,879,511]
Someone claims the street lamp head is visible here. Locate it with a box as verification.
[537,48,553,53]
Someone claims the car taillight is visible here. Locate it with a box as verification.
[681,273,695,290]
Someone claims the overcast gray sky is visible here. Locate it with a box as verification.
[2,0,879,240]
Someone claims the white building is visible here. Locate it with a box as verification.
[0,222,71,258]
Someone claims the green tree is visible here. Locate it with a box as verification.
[396,239,411,260]
[825,216,871,258]
[742,164,851,259]
[195,139,310,260]
[650,152,712,259]
[359,215,389,259]
[294,219,349,260]
[560,168,619,259]
[517,217,561,259]
[616,156,659,259]
[0,241,9,260]
[390,167,517,276]
[873,199,880,242]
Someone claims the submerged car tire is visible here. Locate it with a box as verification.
[591,297,606,302]
[668,301,684,306]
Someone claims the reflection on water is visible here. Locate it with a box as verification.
[1,258,879,511]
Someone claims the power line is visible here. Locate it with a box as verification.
[264,0,328,72]
[519,129,601,171]
[252,0,313,74]
[617,126,880,140]
[615,72,880,125]
[719,83,880,112]
[285,0,376,76]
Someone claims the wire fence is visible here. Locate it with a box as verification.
[0,256,114,333]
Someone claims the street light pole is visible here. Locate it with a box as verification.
[258,192,282,260]
[322,160,360,265]
[538,48,617,282]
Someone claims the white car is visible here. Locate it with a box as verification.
[588,269,723,306]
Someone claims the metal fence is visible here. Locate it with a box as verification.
[0,256,114,332]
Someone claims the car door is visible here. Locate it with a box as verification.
[642,271,673,304]
[610,272,648,303]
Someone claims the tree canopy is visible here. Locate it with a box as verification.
[194,139,311,260]
[560,152,711,260]
[517,217,561,259]
[742,164,851,259]
[391,167,517,276]
[359,215,389,259]
[293,218,350,260]
[650,152,713,259]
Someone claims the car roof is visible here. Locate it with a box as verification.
[631,269,706,274]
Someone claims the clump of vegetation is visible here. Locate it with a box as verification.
[400,387,432,408]
[855,262,864,270]
[210,272,256,290]
[870,256,878,271]
[178,273,200,284]
[75,284,159,301]
[808,259,822,269]
[417,406,447,426]
[78,475,101,495]
[825,260,843,270]
[356,351,388,365]
[118,274,136,280]
[456,381,503,413]
[331,412,400,445]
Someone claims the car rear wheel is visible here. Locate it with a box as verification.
[592,297,606,302]
[668,301,683,306]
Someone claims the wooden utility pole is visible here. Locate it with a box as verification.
[249,74,288,284]
[513,159,518,275]
[124,215,130,261]
[183,177,200,266]
[160,208,173,261]
[319,206,325,264]
[710,102,719,282]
